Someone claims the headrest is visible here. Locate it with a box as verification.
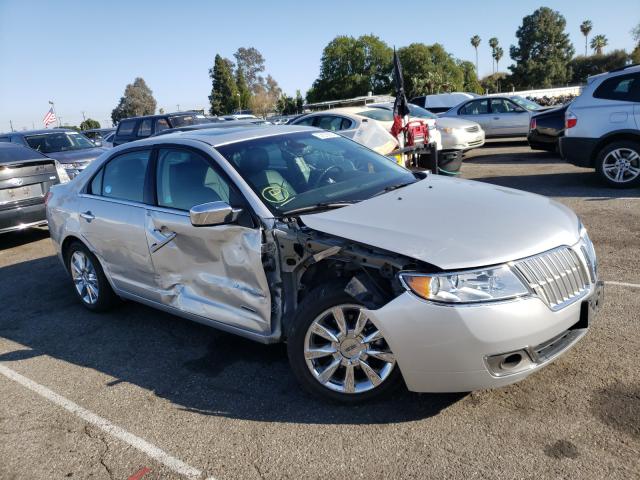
[240,147,269,174]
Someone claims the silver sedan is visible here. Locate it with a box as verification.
[440,95,545,137]
[46,125,602,403]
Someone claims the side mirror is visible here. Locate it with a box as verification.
[93,140,103,147]
[189,201,242,227]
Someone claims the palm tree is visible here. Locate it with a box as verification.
[580,20,593,56]
[470,35,481,78]
[489,37,499,73]
[590,34,608,55]
[493,46,504,73]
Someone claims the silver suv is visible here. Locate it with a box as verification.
[561,65,640,187]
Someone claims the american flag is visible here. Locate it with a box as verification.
[43,107,57,127]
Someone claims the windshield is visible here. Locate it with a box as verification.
[169,114,210,127]
[24,132,96,153]
[215,131,417,215]
[510,96,542,111]
[408,104,438,119]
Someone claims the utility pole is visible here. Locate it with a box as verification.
[176,104,180,111]
[9,120,14,132]
[81,111,86,121]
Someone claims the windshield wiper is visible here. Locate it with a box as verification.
[282,201,358,216]
[372,181,415,197]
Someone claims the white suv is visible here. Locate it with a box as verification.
[561,65,640,188]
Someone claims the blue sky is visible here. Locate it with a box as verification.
[1,0,638,130]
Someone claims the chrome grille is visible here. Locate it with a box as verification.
[465,125,479,133]
[513,247,591,310]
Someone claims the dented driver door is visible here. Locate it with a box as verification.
[143,147,272,336]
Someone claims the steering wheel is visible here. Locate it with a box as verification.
[314,165,343,186]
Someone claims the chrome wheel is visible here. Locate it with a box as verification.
[304,304,395,394]
[70,251,99,305]
[602,148,640,184]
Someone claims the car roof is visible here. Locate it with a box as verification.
[118,111,204,122]
[0,128,77,136]
[134,124,318,148]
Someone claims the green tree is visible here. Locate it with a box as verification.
[208,54,238,116]
[580,20,593,56]
[398,43,464,97]
[480,72,514,94]
[590,34,608,55]
[235,66,251,110]
[458,60,483,93]
[470,35,481,78]
[632,22,640,45]
[569,50,629,83]
[509,7,574,88]
[306,34,393,103]
[234,47,266,93]
[631,46,640,64]
[295,90,304,113]
[111,77,156,125]
[493,46,504,72]
[80,118,100,130]
[488,37,499,73]
[276,94,297,115]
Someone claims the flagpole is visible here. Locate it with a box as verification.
[48,100,60,127]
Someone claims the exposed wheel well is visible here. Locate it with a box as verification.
[60,235,85,269]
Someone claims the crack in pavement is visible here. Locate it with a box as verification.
[84,425,115,480]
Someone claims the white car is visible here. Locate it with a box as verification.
[47,125,602,403]
[291,106,443,152]
[369,103,485,152]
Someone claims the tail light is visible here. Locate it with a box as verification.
[44,191,53,206]
[565,112,577,129]
[530,118,537,131]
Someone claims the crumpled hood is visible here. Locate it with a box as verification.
[301,177,580,270]
[46,147,106,164]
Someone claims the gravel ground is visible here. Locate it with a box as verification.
[1,139,638,480]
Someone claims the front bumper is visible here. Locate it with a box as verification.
[365,282,602,393]
[441,130,485,151]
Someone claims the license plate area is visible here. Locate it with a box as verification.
[0,183,43,203]
[574,281,604,329]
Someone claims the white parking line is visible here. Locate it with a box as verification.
[0,364,216,480]
[605,281,640,289]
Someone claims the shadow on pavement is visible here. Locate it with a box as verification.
[473,171,640,198]
[0,255,462,425]
[0,227,49,251]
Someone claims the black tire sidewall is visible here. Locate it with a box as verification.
[66,241,116,312]
[595,141,640,188]
[287,285,402,404]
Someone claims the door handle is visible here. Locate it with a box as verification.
[80,211,95,222]
[493,117,500,120]
[150,229,177,253]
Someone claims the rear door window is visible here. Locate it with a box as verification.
[460,100,489,115]
[155,118,170,133]
[294,116,316,126]
[594,73,640,102]
[316,115,348,131]
[117,120,136,136]
[137,119,152,137]
[96,150,151,203]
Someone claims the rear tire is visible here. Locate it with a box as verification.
[66,241,117,312]
[595,141,640,188]
[287,284,402,404]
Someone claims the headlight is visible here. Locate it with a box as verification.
[54,160,71,183]
[579,222,597,282]
[440,127,453,134]
[399,265,530,304]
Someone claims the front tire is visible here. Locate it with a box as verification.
[287,285,402,403]
[595,141,640,188]
[66,242,117,312]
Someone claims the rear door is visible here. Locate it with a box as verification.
[489,98,530,136]
[143,146,271,335]
[78,148,155,297]
[457,100,493,135]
